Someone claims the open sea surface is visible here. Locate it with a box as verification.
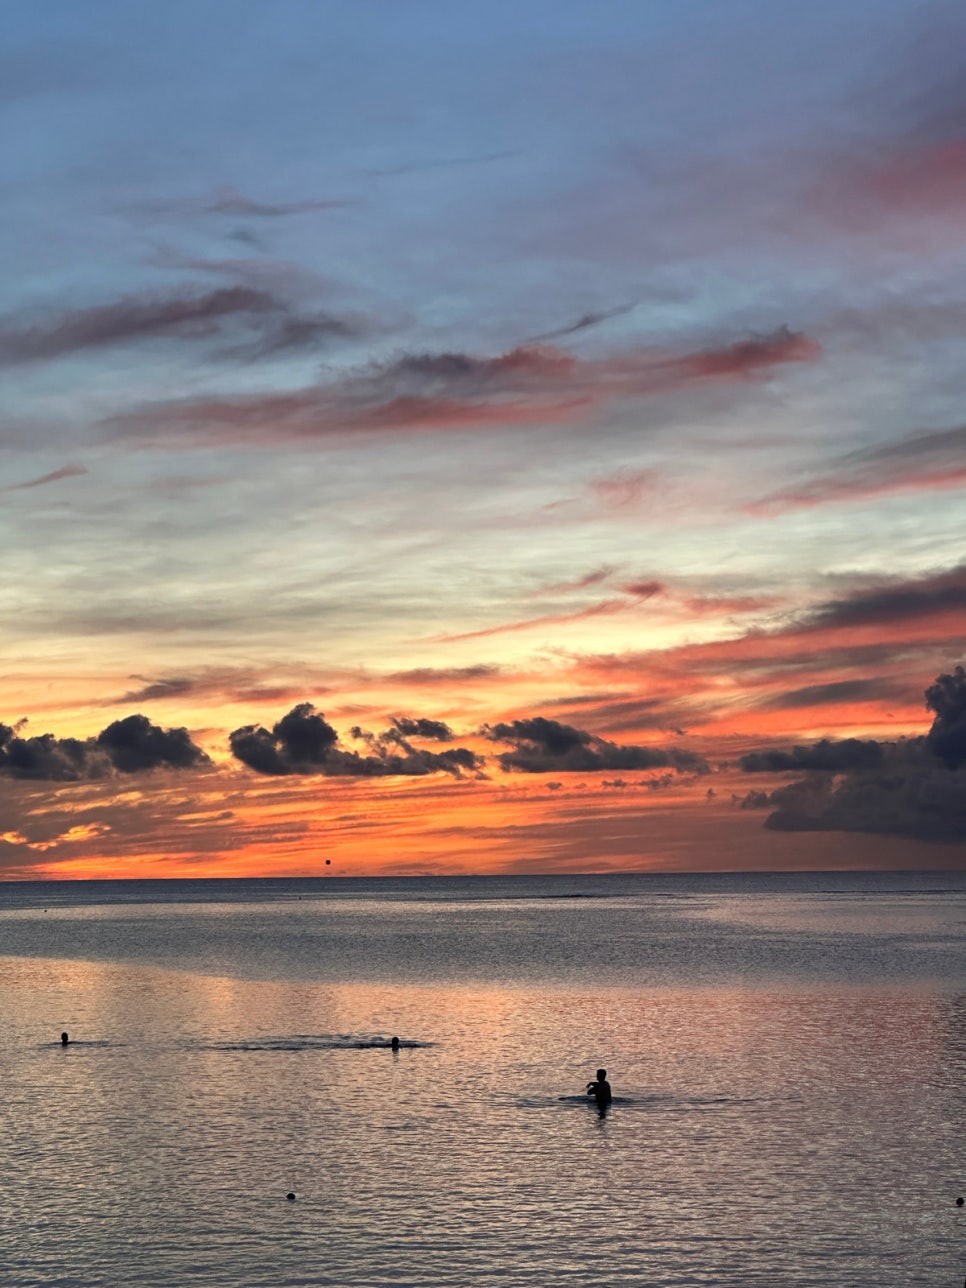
[2,870,966,1287]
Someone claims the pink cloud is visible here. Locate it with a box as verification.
[0,464,87,493]
[103,326,820,448]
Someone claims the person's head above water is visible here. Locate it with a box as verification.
[390,1035,400,1051]
[596,1068,607,1082]
[60,1032,69,1045]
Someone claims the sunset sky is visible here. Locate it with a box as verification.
[3,0,966,879]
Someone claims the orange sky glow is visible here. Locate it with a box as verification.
[4,2,966,879]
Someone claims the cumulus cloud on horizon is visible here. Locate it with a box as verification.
[483,715,709,775]
[738,665,966,842]
[229,703,483,778]
[0,714,209,781]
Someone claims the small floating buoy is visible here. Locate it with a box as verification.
[287,1192,296,1201]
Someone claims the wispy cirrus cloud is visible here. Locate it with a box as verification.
[750,424,966,514]
[366,151,518,179]
[431,598,629,645]
[107,669,327,708]
[386,664,502,686]
[526,303,637,343]
[561,563,966,738]
[138,185,353,220]
[0,286,364,367]
[590,469,661,510]
[102,325,819,447]
[0,287,278,365]
[435,576,777,648]
[534,566,616,597]
[0,464,87,494]
[803,562,966,632]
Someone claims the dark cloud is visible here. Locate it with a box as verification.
[230,703,482,778]
[740,790,772,810]
[231,704,338,774]
[761,763,966,844]
[95,715,211,773]
[0,715,209,780]
[741,738,884,773]
[390,716,454,742]
[758,679,897,711]
[0,724,99,781]
[483,716,709,775]
[925,664,966,769]
[0,464,87,494]
[804,565,966,631]
[103,325,818,447]
[113,677,200,703]
[741,666,966,842]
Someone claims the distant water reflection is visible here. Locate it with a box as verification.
[2,873,966,1286]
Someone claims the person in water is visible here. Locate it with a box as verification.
[390,1036,400,1052]
[60,1032,69,1046]
[586,1068,612,1106]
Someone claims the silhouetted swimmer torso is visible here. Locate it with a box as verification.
[390,1035,400,1052]
[586,1068,612,1107]
[60,1032,69,1047]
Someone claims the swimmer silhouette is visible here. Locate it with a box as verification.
[390,1036,400,1052]
[586,1068,612,1108]
[60,1032,69,1047]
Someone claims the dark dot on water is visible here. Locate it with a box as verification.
[287,1192,296,1201]
[957,1196,964,1207]
[325,859,331,865]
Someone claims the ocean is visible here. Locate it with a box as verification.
[2,870,965,1287]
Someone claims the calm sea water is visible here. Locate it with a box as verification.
[2,871,966,1287]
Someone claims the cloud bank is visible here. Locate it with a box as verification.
[738,666,966,842]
